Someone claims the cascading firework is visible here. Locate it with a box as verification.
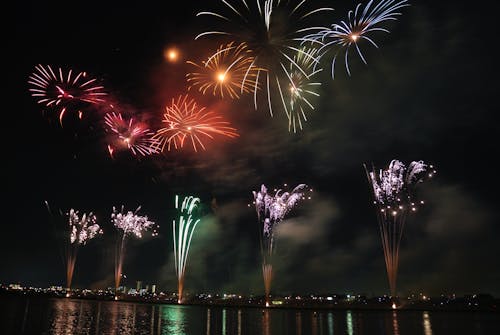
[65,209,102,294]
[172,195,202,303]
[111,206,158,296]
[252,183,311,306]
[364,160,436,297]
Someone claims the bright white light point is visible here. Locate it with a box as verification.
[351,34,359,41]
[420,200,424,204]
[217,72,226,82]
[178,299,181,304]
[392,303,396,309]
[392,211,397,216]
[265,302,270,307]
[412,207,416,211]
[187,126,192,131]
[66,292,70,298]
[124,138,130,143]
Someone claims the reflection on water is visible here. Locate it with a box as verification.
[392,311,400,335]
[423,311,432,335]
[2,297,499,335]
[346,310,354,335]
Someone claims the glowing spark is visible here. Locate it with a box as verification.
[172,195,202,303]
[28,64,107,125]
[153,95,239,153]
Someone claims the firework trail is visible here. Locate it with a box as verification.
[186,42,259,99]
[104,112,159,157]
[152,95,239,153]
[195,0,333,121]
[364,160,436,297]
[65,209,103,293]
[172,195,202,303]
[28,64,107,126]
[111,206,158,295]
[306,0,409,78]
[252,183,312,306]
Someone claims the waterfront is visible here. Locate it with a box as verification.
[1,296,499,335]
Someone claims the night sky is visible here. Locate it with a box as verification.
[5,0,499,297]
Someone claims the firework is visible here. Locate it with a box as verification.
[285,47,322,132]
[364,159,436,296]
[152,95,239,152]
[252,183,312,305]
[65,209,103,292]
[172,195,202,303]
[111,206,158,294]
[28,64,107,125]
[306,0,409,78]
[196,0,333,120]
[104,112,159,157]
[187,42,259,99]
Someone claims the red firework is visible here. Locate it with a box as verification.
[153,95,239,152]
[104,112,159,157]
[28,64,107,125]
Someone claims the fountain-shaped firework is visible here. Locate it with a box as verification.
[65,209,103,293]
[252,183,311,306]
[111,206,158,296]
[172,195,202,303]
[364,160,436,297]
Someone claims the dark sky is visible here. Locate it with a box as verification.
[4,0,499,297]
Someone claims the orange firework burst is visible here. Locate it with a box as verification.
[186,42,259,99]
[153,95,239,152]
[28,64,107,125]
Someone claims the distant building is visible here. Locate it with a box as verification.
[151,285,156,294]
[136,281,142,292]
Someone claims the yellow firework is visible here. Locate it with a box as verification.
[186,42,259,99]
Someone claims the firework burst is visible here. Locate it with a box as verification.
[65,209,103,292]
[252,183,312,305]
[186,42,259,99]
[306,0,409,78]
[172,195,202,303]
[111,206,158,295]
[196,0,333,121]
[28,64,107,125]
[364,159,436,296]
[104,112,159,158]
[153,95,239,152]
[285,47,322,132]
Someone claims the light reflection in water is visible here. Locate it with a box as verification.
[311,312,318,335]
[222,308,227,335]
[423,311,433,335]
[346,310,354,335]
[328,312,334,335]
[206,308,211,335]
[237,309,242,335]
[392,311,400,335]
[161,305,186,335]
[262,309,270,335]
[296,311,302,335]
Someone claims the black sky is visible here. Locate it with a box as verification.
[4,0,499,297]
